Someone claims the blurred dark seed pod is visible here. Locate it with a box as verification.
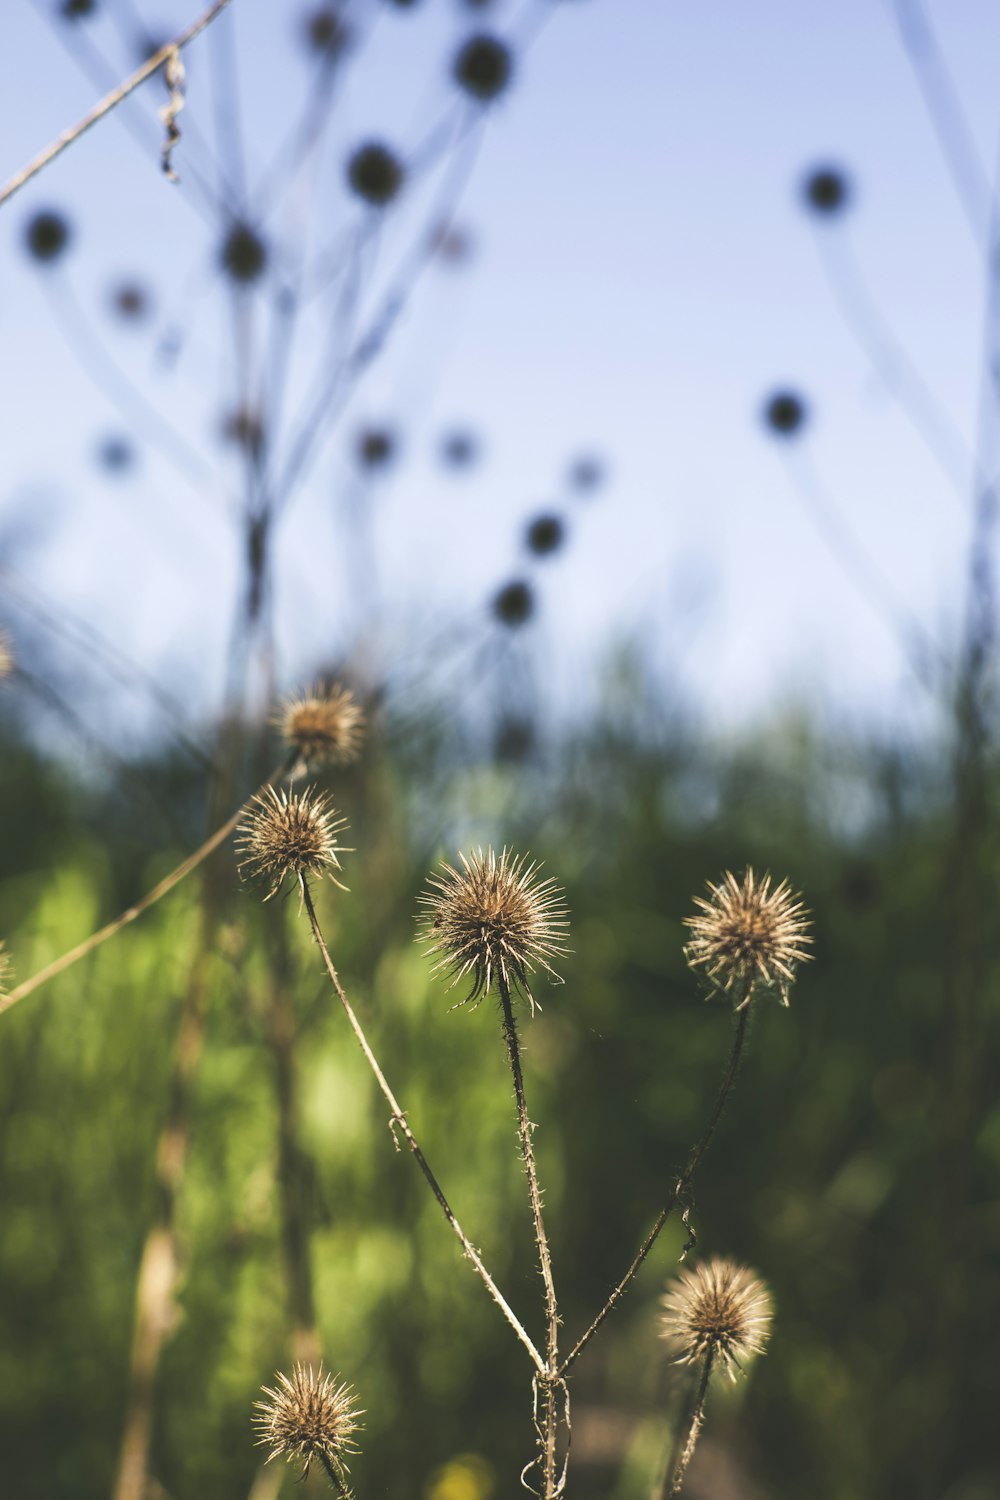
[439,430,480,470]
[304,6,350,57]
[762,390,809,437]
[24,210,72,265]
[355,425,397,470]
[494,715,535,763]
[61,0,96,17]
[801,165,851,217]
[97,435,136,474]
[432,223,474,265]
[453,33,513,102]
[110,281,151,322]
[568,454,605,493]
[526,514,565,557]
[346,142,404,207]
[222,408,266,460]
[493,579,534,627]
[220,223,268,283]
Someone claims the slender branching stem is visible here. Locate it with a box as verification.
[560,1005,751,1376]
[496,970,562,1497]
[0,758,291,1017]
[299,880,544,1374]
[658,1349,714,1500]
[0,0,236,207]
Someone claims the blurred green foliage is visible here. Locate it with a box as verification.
[0,688,997,1500]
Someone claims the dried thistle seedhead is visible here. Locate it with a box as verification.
[660,1258,773,1380]
[418,846,569,1012]
[277,683,365,772]
[254,1364,363,1486]
[237,785,348,899]
[0,632,14,682]
[683,867,812,1007]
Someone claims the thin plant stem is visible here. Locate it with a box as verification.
[319,1452,353,1499]
[658,1350,714,1500]
[0,0,236,208]
[561,1006,750,1376]
[496,969,561,1498]
[299,879,544,1374]
[0,757,290,1016]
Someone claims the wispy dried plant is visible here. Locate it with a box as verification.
[684,867,813,1006]
[658,1258,773,1497]
[277,682,365,774]
[255,1364,363,1496]
[418,846,569,1012]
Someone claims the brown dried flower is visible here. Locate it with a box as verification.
[237,785,348,899]
[660,1257,772,1380]
[254,1364,363,1487]
[277,683,365,772]
[683,867,812,1007]
[418,846,568,1011]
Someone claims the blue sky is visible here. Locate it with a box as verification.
[1,0,998,742]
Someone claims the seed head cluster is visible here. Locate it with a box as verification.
[237,785,347,899]
[660,1258,773,1380]
[418,847,568,1011]
[278,683,365,772]
[254,1364,363,1483]
[684,867,812,1006]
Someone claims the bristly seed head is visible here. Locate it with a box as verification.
[254,1364,363,1486]
[418,847,569,1013]
[660,1257,773,1381]
[683,867,812,1007]
[277,682,365,773]
[237,785,348,900]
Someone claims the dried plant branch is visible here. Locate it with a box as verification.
[0,0,235,208]
[0,757,290,1017]
[496,969,562,1497]
[560,1007,750,1376]
[299,879,545,1374]
[657,1350,714,1500]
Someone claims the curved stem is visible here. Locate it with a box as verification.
[0,0,236,207]
[496,970,561,1496]
[561,1007,750,1376]
[0,758,291,1017]
[300,881,544,1374]
[659,1350,713,1500]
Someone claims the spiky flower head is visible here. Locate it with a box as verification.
[237,785,348,899]
[683,867,812,1007]
[660,1258,772,1381]
[418,847,568,1012]
[254,1364,363,1486]
[277,683,365,773]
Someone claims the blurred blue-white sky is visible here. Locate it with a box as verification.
[1,0,998,742]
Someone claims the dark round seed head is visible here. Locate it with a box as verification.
[493,580,534,627]
[347,142,404,207]
[453,33,513,102]
[220,223,267,283]
[526,514,565,557]
[24,210,72,265]
[802,165,851,216]
[762,390,808,438]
